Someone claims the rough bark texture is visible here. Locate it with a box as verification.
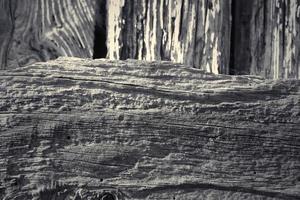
[0,0,96,70]
[0,57,299,199]
[106,0,231,74]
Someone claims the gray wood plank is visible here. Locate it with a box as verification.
[0,57,299,199]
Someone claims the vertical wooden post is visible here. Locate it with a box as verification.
[106,0,231,74]
[249,0,300,79]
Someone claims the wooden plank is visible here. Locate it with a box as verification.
[1,0,300,79]
[236,0,300,79]
[0,57,299,199]
[106,0,300,79]
[0,0,96,70]
[106,0,231,74]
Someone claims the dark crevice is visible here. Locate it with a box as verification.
[100,192,115,200]
[229,0,253,75]
[282,0,286,69]
[262,0,267,76]
[93,0,107,59]
[178,0,185,40]
[192,1,200,68]
[120,0,135,60]
[229,0,236,75]
[134,183,300,200]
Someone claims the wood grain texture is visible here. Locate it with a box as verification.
[0,0,96,70]
[233,0,300,79]
[1,0,300,79]
[106,0,300,79]
[106,0,231,74]
[0,57,299,199]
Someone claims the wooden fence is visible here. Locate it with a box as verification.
[0,0,299,79]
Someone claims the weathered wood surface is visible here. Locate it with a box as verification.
[231,0,300,79]
[0,0,96,70]
[1,0,300,79]
[107,0,231,74]
[107,0,300,79]
[0,57,299,199]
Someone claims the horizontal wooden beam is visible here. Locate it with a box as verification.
[0,57,299,199]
